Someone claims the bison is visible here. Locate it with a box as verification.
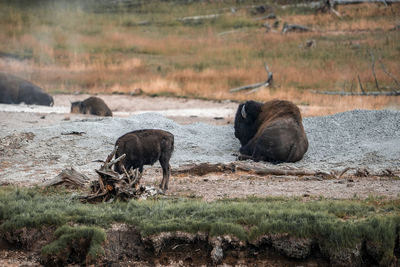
[234,99,308,163]
[70,96,112,116]
[0,72,53,106]
[114,129,174,191]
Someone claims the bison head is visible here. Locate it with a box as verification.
[70,101,82,113]
[234,100,262,146]
[34,91,53,106]
[19,85,54,106]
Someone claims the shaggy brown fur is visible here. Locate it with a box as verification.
[114,129,174,191]
[0,72,53,106]
[234,100,308,163]
[71,96,112,116]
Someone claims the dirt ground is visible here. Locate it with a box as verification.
[0,94,399,201]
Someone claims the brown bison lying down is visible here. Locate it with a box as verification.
[71,96,112,116]
[234,100,308,163]
[0,72,53,106]
[114,129,174,191]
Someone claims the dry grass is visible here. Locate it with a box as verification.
[0,1,399,116]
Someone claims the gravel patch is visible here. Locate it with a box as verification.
[0,109,399,186]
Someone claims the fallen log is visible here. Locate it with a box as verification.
[332,0,400,4]
[178,14,220,23]
[172,162,399,179]
[310,90,400,96]
[172,163,236,176]
[235,163,334,178]
[230,63,273,93]
[42,167,88,188]
[172,162,334,178]
[282,23,313,33]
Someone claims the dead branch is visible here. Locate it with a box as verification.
[80,148,159,203]
[379,58,400,90]
[369,51,381,92]
[230,63,273,93]
[282,23,313,33]
[332,0,399,4]
[310,90,400,96]
[178,14,220,23]
[357,74,366,94]
[61,131,86,136]
[42,167,88,188]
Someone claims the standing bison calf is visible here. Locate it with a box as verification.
[71,96,112,116]
[114,129,174,191]
[234,100,308,163]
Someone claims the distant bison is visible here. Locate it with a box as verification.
[234,100,308,163]
[114,129,174,191]
[0,72,53,106]
[70,96,112,116]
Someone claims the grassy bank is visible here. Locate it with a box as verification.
[0,1,399,115]
[0,187,399,264]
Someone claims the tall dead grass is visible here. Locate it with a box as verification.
[0,2,399,116]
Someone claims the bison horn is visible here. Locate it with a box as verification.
[241,105,247,119]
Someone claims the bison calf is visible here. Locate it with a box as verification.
[114,129,174,191]
[71,96,112,116]
[234,99,308,163]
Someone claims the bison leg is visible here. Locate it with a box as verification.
[159,162,171,191]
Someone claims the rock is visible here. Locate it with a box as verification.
[320,243,362,267]
[210,237,223,264]
[256,234,313,259]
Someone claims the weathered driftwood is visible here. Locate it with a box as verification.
[61,131,86,136]
[379,59,400,90]
[178,14,220,23]
[42,167,88,188]
[172,163,236,176]
[230,63,273,93]
[235,163,334,178]
[172,162,399,179]
[172,162,334,178]
[282,23,313,33]
[80,146,153,203]
[331,0,400,5]
[310,90,400,96]
[369,51,381,92]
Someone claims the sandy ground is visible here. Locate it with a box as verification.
[0,94,399,202]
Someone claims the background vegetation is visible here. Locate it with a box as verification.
[0,0,399,115]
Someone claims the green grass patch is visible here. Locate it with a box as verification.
[41,225,106,263]
[0,187,400,264]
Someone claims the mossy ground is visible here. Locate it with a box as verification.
[0,187,399,264]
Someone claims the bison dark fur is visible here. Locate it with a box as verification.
[0,72,53,106]
[71,96,112,116]
[114,129,174,191]
[234,99,308,163]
